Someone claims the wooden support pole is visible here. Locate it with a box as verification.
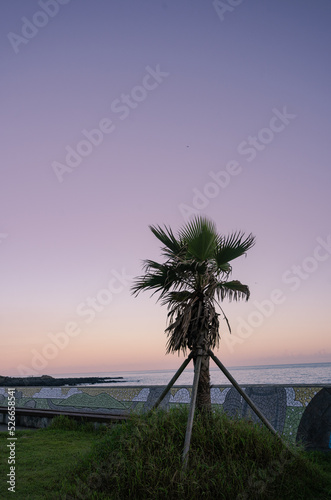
[208,350,279,436]
[208,350,296,454]
[151,352,194,411]
[182,350,202,469]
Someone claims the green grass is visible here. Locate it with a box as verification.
[1,411,330,500]
[59,408,331,500]
[0,416,107,500]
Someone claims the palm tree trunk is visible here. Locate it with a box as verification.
[193,353,211,412]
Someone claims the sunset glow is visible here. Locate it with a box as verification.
[1,0,330,376]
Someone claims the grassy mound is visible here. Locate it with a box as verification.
[60,408,331,499]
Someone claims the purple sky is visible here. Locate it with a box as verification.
[1,0,330,376]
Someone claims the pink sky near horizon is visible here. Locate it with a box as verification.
[1,0,331,377]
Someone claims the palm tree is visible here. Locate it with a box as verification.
[132,215,255,411]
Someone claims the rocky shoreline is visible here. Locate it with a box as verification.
[0,374,125,387]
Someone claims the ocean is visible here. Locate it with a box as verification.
[53,362,331,386]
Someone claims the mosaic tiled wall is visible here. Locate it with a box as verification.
[0,385,330,450]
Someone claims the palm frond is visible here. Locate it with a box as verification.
[216,280,251,302]
[214,299,232,333]
[149,224,184,259]
[215,231,256,266]
[216,262,232,276]
[132,259,198,299]
[131,261,177,298]
[161,290,195,307]
[179,215,218,261]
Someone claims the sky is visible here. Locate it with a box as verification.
[1,0,330,377]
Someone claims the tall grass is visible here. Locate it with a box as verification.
[60,407,331,500]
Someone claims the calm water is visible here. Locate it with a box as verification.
[54,362,331,386]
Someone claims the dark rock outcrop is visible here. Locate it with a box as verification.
[1,375,124,387]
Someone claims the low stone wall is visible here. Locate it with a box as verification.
[0,385,330,451]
